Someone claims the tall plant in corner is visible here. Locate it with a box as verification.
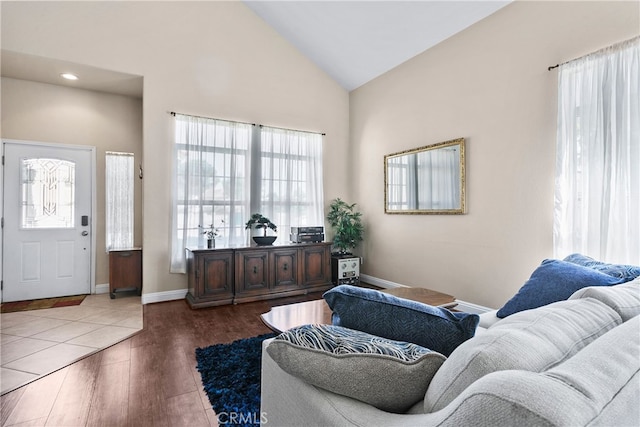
[327,198,364,255]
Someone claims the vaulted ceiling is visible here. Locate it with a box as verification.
[1,1,511,96]
[243,1,511,91]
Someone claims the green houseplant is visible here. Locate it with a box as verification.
[327,198,364,254]
[245,213,278,246]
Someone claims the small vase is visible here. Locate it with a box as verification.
[207,239,214,249]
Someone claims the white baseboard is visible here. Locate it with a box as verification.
[360,274,408,289]
[95,283,109,294]
[454,300,493,314]
[141,289,188,305]
[360,274,492,314]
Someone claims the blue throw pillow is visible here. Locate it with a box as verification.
[496,259,625,318]
[323,285,479,357]
[563,253,640,282]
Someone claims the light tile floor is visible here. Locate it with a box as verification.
[0,293,142,395]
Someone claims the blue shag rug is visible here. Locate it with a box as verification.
[196,333,276,426]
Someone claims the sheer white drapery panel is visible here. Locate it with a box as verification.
[258,127,324,239]
[554,37,639,264]
[105,152,134,251]
[170,114,252,273]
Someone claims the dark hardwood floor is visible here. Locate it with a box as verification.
[1,291,335,427]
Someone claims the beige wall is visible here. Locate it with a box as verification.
[1,77,143,286]
[1,2,350,297]
[350,1,639,308]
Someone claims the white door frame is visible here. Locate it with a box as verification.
[1,139,97,300]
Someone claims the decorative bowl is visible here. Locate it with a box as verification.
[253,236,277,246]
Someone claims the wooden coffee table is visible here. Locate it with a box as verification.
[260,287,456,333]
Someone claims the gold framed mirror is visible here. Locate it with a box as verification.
[384,138,465,214]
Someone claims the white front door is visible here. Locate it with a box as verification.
[2,141,94,302]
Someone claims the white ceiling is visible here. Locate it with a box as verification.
[243,1,512,91]
[1,1,511,96]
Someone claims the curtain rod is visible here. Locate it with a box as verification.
[259,124,326,136]
[169,111,325,136]
[170,111,255,126]
[105,151,134,156]
[548,35,639,71]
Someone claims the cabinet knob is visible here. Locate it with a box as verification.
[283,263,288,271]
[253,266,258,274]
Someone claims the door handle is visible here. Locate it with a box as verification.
[81,231,89,236]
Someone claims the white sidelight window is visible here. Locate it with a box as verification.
[105,151,134,251]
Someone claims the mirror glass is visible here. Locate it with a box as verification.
[384,138,465,214]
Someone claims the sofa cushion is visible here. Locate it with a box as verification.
[266,324,445,413]
[431,316,640,426]
[569,278,640,321]
[323,285,478,356]
[424,297,622,413]
[496,259,624,318]
[564,253,640,281]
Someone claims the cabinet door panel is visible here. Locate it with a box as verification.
[236,250,269,295]
[186,249,234,308]
[271,248,300,291]
[302,245,331,286]
[200,252,234,298]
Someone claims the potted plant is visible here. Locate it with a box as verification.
[199,220,223,248]
[326,198,364,254]
[245,213,278,246]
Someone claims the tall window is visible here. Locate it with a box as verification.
[258,126,324,239]
[170,115,324,273]
[105,152,134,250]
[554,37,639,264]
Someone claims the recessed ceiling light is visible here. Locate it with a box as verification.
[60,73,79,80]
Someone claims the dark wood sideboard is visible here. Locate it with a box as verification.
[185,242,333,308]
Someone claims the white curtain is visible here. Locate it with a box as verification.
[554,37,640,264]
[258,127,324,239]
[170,115,252,273]
[105,152,134,251]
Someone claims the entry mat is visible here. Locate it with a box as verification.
[1,294,87,313]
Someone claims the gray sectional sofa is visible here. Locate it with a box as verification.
[261,279,640,426]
